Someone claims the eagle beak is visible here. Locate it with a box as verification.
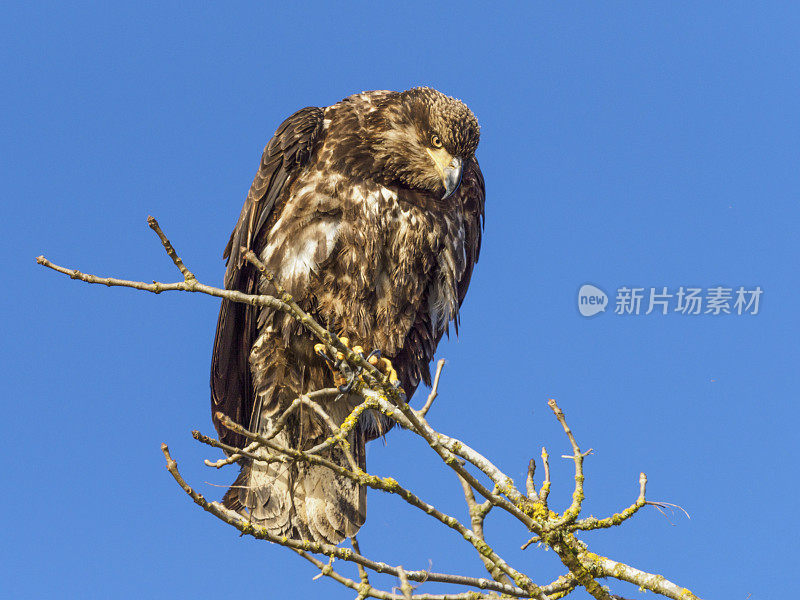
[427,148,464,200]
[441,157,463,199]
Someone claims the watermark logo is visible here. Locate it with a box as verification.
[579,284,762,317]
[578,284,608,317]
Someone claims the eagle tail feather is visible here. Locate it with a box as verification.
[224,415,366,544]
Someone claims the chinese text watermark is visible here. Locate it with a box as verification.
[578,284,762,317]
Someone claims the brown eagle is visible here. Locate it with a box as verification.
[211,87,485,544]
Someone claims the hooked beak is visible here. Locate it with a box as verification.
[441,156,463,199]
[427,147,464,199]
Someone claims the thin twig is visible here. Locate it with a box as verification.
[539,573,579,599]
[546,399,585,528]
[194,431,282,466]
[570,473,647,532]
[192,429,287,466]
[294,393,360,471]
[539,446,551,506]
[36,255,291,310]
[147,216,195,280]
[526,458,537,499]
[646,501,691,520]
[397,566,413,600]
[520,535,540,551]
[645,500,691,526]
[418,359,445,417]
[203,390,337,468]
[351,536,371,589]
[204,440,260,468]
[536,401,611,599]
[302,395,378,459]
[294,548,495,600]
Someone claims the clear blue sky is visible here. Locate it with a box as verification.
[3,3,798,598]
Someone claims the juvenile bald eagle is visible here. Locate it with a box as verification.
[211,87,485,544]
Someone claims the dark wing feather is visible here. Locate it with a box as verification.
[454,157,485,333]
[211,106,324,449]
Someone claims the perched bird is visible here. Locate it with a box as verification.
[211,87,485,544]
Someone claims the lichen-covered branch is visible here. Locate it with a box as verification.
[545,398,588,528]
[214,412,541,598]
[457,475,507,586]
[367,389,540,534]
[569,473,647,532]
[38,216,704,600]
[161,443,532,599]
[578,551,702,600]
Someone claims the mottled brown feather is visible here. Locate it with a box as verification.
[211,106,324,450]
[211,88,485,543]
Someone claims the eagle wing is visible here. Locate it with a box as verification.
[390,157,486,400]
[210,106,324,449]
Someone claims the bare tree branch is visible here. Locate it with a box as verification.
[214,412,542,598]
[147,215,196,280]
[418,359,446,417]
[579,551,702,600]
[539,446,551,506]
[161,443,534,598]
[570,473,647,532]
[545,398,588,528]
[39,216,705,600]
[525,458,537,499]
[457,475,507,586]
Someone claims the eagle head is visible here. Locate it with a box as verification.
[367,87,480,200]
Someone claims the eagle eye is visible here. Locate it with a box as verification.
[430,133,443,149]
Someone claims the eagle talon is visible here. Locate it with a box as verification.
[321,338,403,395]
[314,342,335,366]
[338,379,356,394]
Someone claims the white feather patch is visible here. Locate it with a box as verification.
[280,220,340,281]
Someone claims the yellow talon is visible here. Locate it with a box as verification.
[318,336,404,394]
